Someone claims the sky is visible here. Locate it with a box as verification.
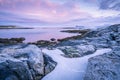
[0,0,120,28]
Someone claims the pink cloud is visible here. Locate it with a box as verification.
[0,0,91,23]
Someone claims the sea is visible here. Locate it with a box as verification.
[0,28,78,42]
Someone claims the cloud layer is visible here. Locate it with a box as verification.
[99,0,120,10]
[0,0,120,27]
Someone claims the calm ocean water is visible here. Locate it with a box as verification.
[0,28,78,42]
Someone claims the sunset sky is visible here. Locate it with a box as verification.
[0,0,120,27]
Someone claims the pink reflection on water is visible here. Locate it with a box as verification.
[0,28,78,42]
[25,28,78,42]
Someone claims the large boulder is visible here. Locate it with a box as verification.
[59,45,96,58]
[43,54,57,75]
[84,47,120,80]
[0,60,32,80]
[0,45,44,80]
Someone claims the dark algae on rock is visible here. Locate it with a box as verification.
[0,37,25,45]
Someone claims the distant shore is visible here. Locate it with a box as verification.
[0,29,90,47]
[0,25,33,29]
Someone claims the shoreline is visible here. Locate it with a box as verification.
[0,24,120,80]
[0,29,90,47]
[0,25,33,29]
[0,28,34,29]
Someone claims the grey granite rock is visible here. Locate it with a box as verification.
[0,45,44,80]
[0,60,32,80]
[84,24,120,80]
[84,47,120,80]
[43,54,57,75]
[59,45,96,58]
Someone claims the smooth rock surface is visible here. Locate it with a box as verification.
[84,50,120,80]
[84,24,120,80]
[43,54,57,75]
[0,45,44,80]
[59,45,96,58]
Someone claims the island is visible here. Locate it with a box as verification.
[0,25,33,29]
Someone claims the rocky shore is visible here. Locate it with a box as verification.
[0,44,57,80]
[27,29,89,47]
[84,46,120,80]
[0,37,25,45]
[0,24,120,80]
[83,24,120,80]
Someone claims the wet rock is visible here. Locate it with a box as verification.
[84,30,98,38]
[30,40,57,47]
[0,37,25,44]
[83,24,120,80]
[112,46,120,51]
[59,45,96,58]
[0,60,32,80]
[0,45,44,80]
[43,54,57,75]
[59,46,81,57]
[61,29,89,34]
[84,49,120,80]
[50,38,56,42]
[56,40,80,47]
[108,24,120,32]
[10,37,25,43]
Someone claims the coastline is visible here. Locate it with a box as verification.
[0,25,33,29]
[0,27,33,29]
[0,24,120,80]
[0,29,90,47]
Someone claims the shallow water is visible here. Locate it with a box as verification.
[0,28,78,42]
[42,48,112,80]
